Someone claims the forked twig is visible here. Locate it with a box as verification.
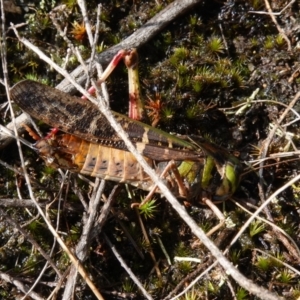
[103,234,154,300]
[228,173,300,253]
[249,0,295,16]
[0,272,43,300]
[61,5,109,298]
[231,199,300,261]
[262,0,291,50]
[258,91,300,196]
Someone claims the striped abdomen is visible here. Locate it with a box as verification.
[35,134,203,198]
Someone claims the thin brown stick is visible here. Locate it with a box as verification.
[0,208,62,276]
[249,0,295,16]
[263,0,291,50]
[62,179,106,300]
[135,207,161,278]
[103,233,154,300]
[0,272,44,300]
[258,91,300,195]
[0,198,82,211]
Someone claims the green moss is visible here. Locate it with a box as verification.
[169,47,189,66]
[62,0,77,10]
[185,104,205,120]
[264,36,275,49]
[236,287,249,300]
[275,34,286,48]
[206,36,224,55]
[139,199,158,219]
[177,260,193,274]
[249,220,265,237]
[256,255,271,272]
[277,269,295,284]
[229,249,242,265]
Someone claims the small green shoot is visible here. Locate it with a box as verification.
[249,220,265,237]
[180,287,199,300]
[185,104,204,119]
[169,47,189,65]
[139,199,158,219]
[161,107,174,122]
[230,249,241,265]
[122,278,135,293]
[189,15,201,27]
[236,287,249,300]
[206,36,224,55]
[275,34,285,48]
[264,36,275,49]
[207,281,219,295]
[255,255,271,272]
[277,269,294,284]
[178,261,193,274]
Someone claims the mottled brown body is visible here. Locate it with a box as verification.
[11,80,202,161]
[10,80,242,200]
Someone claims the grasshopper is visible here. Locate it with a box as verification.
[10,50,242,201]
